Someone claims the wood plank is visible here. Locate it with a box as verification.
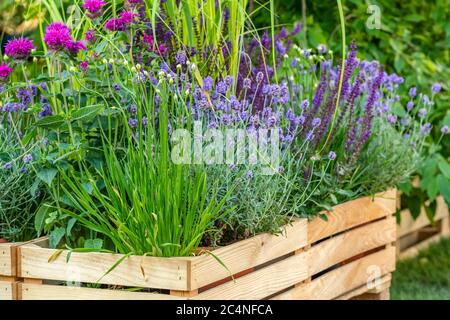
[308,189,397,243]
[18,246,191,291]
[352,288,390,300]
[0,243,19,276]
[0,281,15,300]
[192,251,309,300]
[271,247,396,300]
[190,218,308,289]
[308,217,396,276]
[398,196,448,238]
[19,283,185,300]
[399,233,445,260]
[335,274,391,300]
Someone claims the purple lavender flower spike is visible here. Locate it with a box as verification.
[431,83,442,94]
[3,162,13,170]
[328,151,336,160]
[441,125,449,134]
[23,154,33,163]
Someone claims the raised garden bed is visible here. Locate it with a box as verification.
[0,242,21,300]
[15,189,397,300]
[397,196,450,259]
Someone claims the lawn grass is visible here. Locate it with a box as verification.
[391,237,450,300]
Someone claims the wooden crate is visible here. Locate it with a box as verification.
[397,196,450,259]
[17,189,397,300]
[0,242,21,300]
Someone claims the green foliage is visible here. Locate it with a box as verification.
[391,237,450,300]
[0,127,44,241]
[56,84,232,256]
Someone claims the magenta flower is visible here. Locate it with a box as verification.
[85,29,97,42]
[157,44,168,56]
[65,41,86,56]
[143,34,154,48]
[119,11,137,25]
[0,62,14,81]
[82,0,106,19]
[79,60,89,71]
[44,22,72,51]
[5,37,35,60]
[105,18,125,31]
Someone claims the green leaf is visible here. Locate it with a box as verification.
[438,174,450,205]
[37,168,58,186]
[66,218,77,236]
[49,227,66,248]
[30,177,41,197]
[34,205,51,237]
[426,177,439,201]
[35,115,65,129]
[21,128,37,146]
[438,159,450,179]
[84,238,103,249]
[71,105,104,122]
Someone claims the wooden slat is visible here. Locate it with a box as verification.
[19,283,185,300]
[351,288,390,300]
[335,274,391,300]
[192,251,309,300]
[18,246,190,291]
[0,243,19,277]
[308,189,397,243]
[308,217,396,276]
[190,218,308,289]
[398,196,448,238]
[0,281,16,300]
[399,233,445,260]
[271,247,396,300]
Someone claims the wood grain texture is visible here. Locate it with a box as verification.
[18,246,190,291]
[308,217,396,276]
[0,281,16,300]
[308,189,397,244]
[190,218,308,289]
[398,196,449,238]
[19,283,185,300]
[271,247,396,300]
[335,274,391,300]
[192,251,309,300]
[0,242,20,277]
[399,233,445,260]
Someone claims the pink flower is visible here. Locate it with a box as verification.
[143,34,154,48]
[82,0,106,19]
[119,11,137,25]
[85,29,97,42]
[5,37,35,60]
[105,18,125,31]
[157,44,168,56]
[0,62,14,80]
[79,60,89,71]
[65,41,86,56]
[44,22,72,51]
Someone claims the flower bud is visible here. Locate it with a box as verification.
[136,64,141,71]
